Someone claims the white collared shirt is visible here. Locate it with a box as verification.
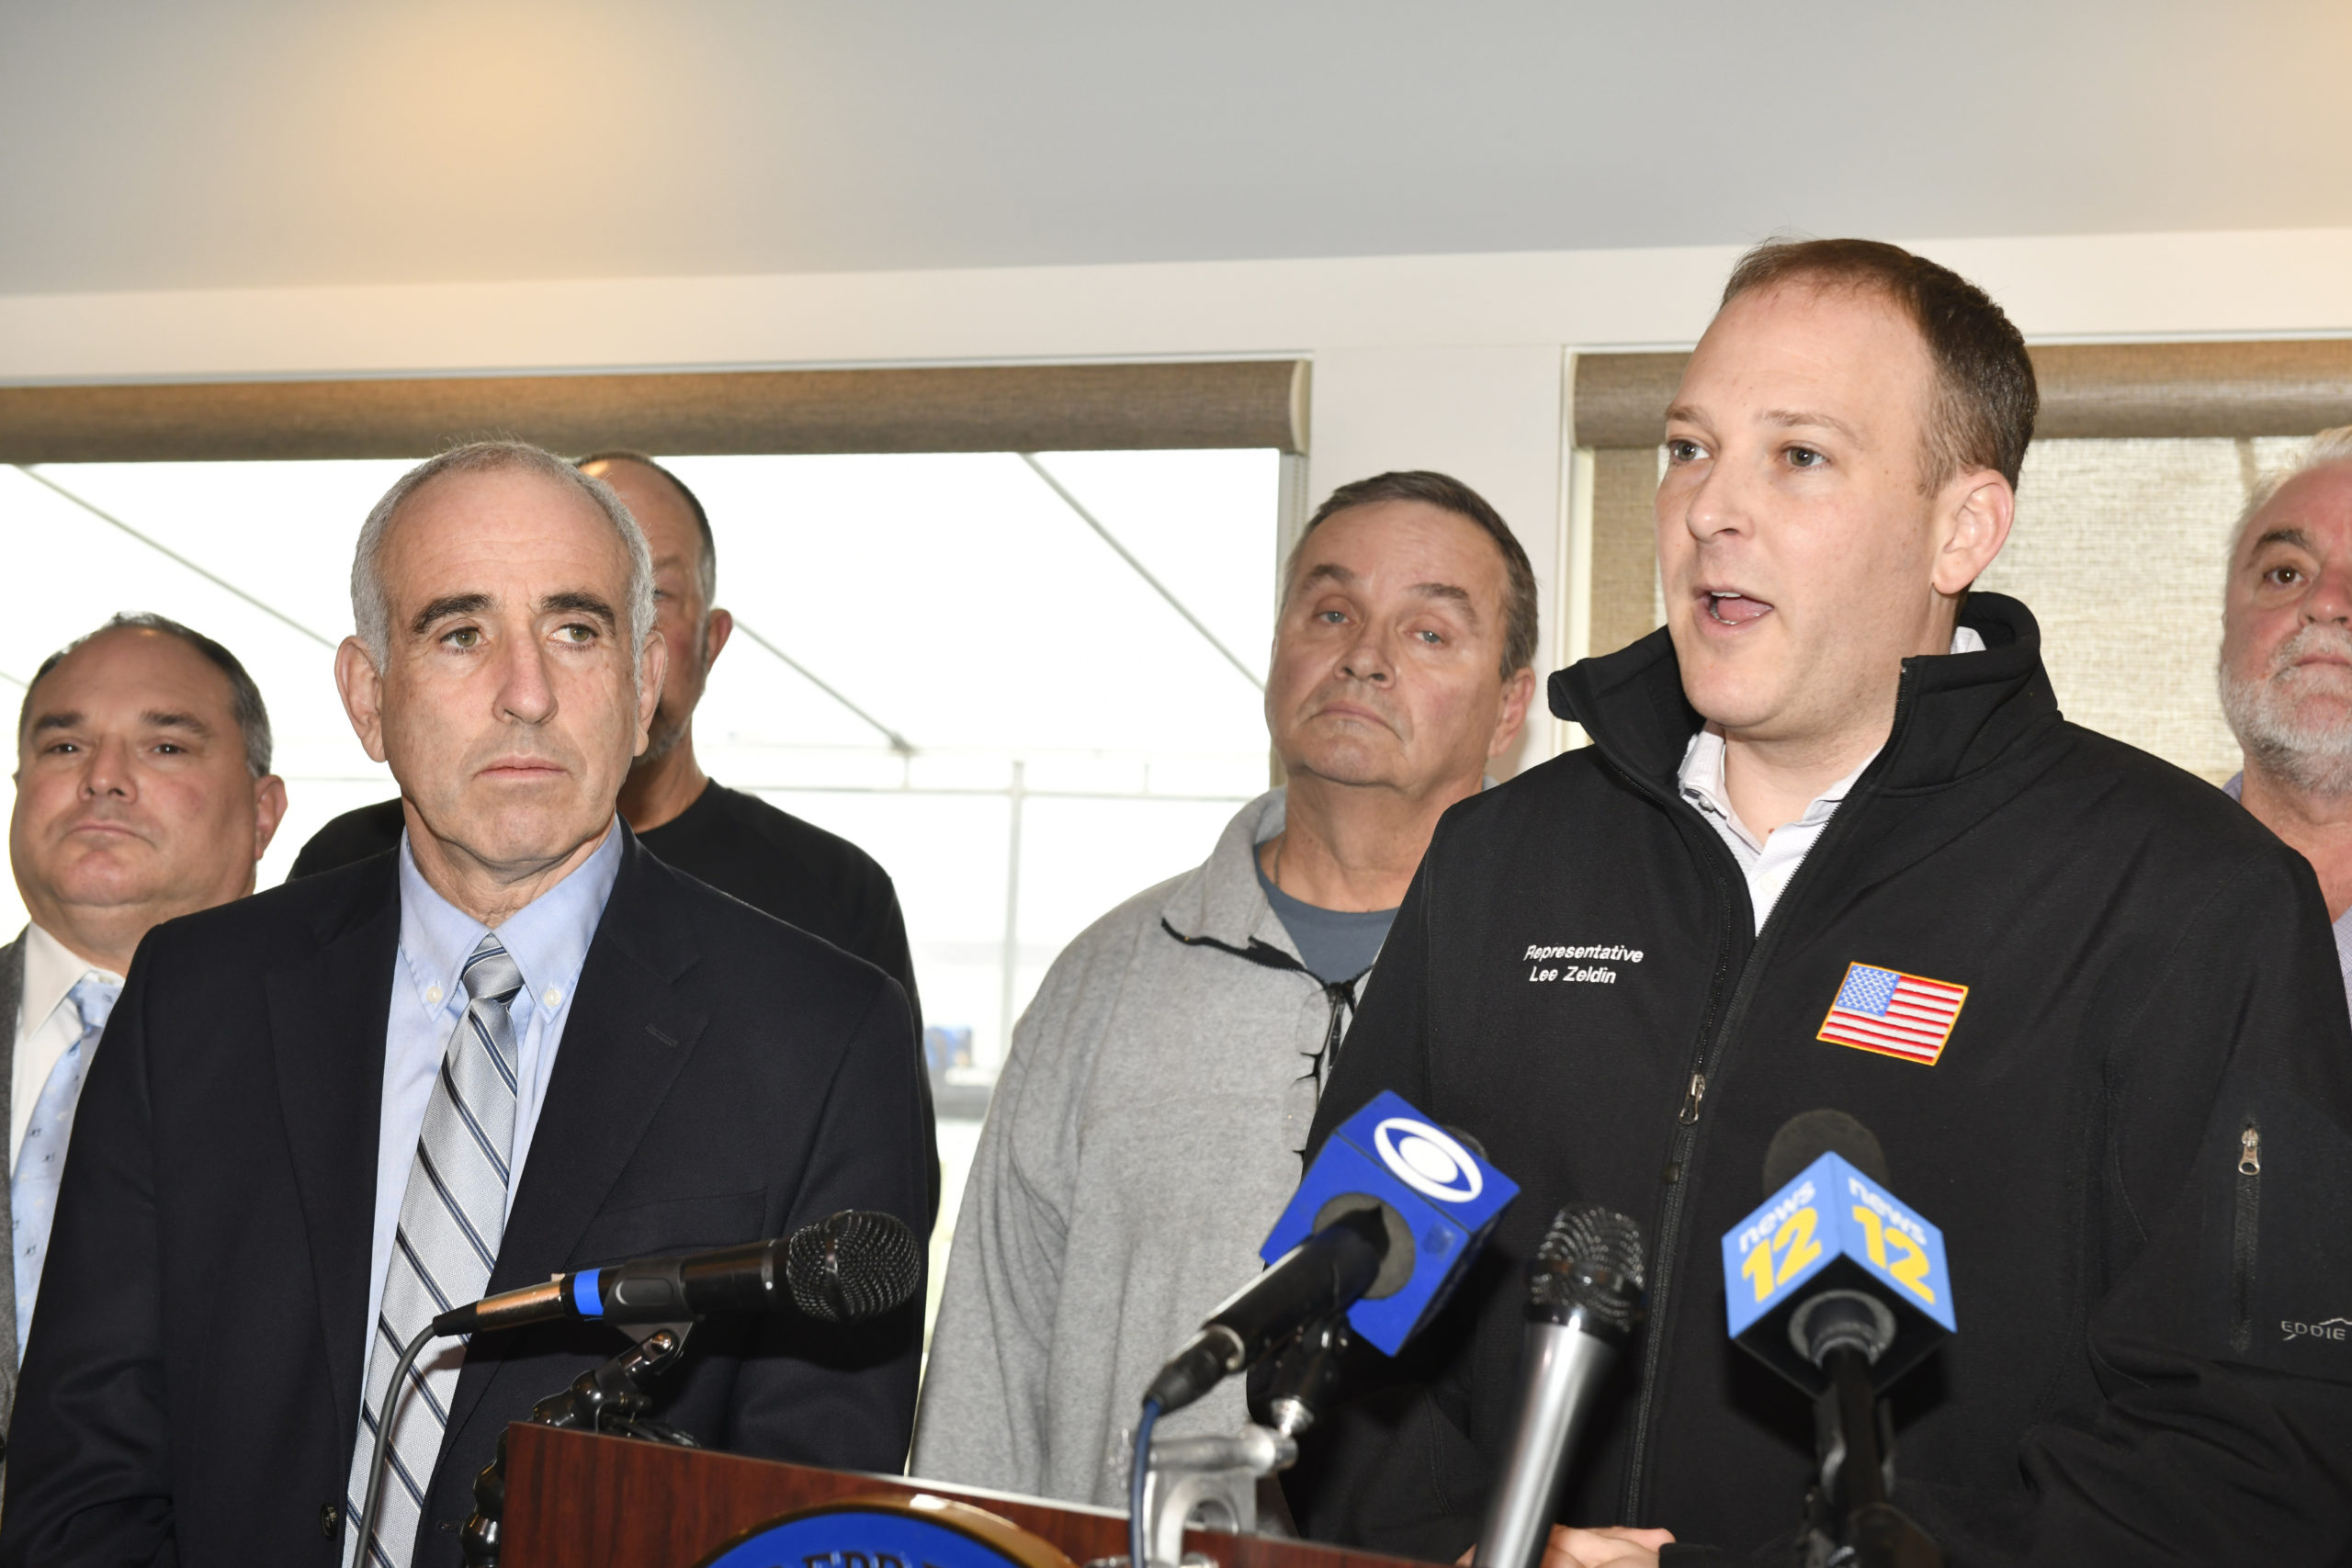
[1679,626,1985,931]
[10,923,123,1169]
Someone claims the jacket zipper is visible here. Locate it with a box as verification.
[1677,1071,1707,1124]
[1158,918,1368,1095]
[1609,670,1924,1523]
[1599,799,1749,1523]
[2230,1117,2261,1355]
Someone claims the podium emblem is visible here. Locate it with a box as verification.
[697,1494,1079,1568]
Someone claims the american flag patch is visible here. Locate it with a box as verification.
[1816,963,1968,1066]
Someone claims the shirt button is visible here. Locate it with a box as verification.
[542,987,562,1008]
[425,985,443,1006]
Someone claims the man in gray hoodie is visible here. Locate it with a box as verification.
[911,470,1539,1506]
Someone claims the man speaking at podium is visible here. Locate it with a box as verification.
[1292,242,2352,1565]
[1,443,931,1567]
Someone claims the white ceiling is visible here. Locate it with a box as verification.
[5,0,2350,296]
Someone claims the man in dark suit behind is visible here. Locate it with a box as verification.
[1,442,933,1566]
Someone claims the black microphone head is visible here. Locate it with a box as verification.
[1528,1205,1647,1335]
[785,1210,922,1324]
[1444,1125,1490,1164]
[1762,1110,1890,1197]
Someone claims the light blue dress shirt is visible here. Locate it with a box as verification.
[363,821,625,1374]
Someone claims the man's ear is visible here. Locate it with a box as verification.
[702,606,733,671]
[334,637,390,765]
[1933,468,2016,596]
[633,635,668,754]
[253,774,288,860]
[1487,666,1538,761]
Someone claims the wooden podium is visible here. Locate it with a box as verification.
[499,1423,1428,1568]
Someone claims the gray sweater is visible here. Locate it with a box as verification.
[910,790,1371,1506]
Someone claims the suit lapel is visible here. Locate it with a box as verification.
[1,933,22,1398]
[443,842,708,1444]
[265,869,400,1447]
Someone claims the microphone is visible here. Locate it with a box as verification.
[1723,1111,1952,1568]
[1762,1108,1890,1193]
[1722,1111,1952,1393]
[1144,1090,1520,1416]
[431,1209,922,1337]
[1474,1206,1647,1568]
[1144,1207,1388,1416]
[1259,1090,1521,1355]
[359,1211,922,1568]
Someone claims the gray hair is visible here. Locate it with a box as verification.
[351,440,657,679]
[2218,424,2352,797]
[2232,424,2352,554]
[18,612,273,777]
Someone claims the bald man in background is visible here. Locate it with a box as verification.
[2219,424,2352,1010]
[294,455,933,1203]
[5,613,285,1425]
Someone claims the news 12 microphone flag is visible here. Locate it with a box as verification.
[1261,1090,1519,1355]
[1722,1149,1957,1391]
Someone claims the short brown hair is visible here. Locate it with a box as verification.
[1721,238,2038,491]
[1284,470,1538,680]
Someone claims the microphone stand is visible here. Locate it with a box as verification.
[1260,1313,1351,1440]
[458,1325,698,1568]
[1803,1345,1941,1568]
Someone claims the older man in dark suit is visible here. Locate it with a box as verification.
[1,442,932,1567]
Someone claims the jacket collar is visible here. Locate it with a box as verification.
[1158,788,1303,962]
[1549,592,2063,796]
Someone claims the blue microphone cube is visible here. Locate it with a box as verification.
[1721,1152,1957,1393]
[1261,1090,1519,1355]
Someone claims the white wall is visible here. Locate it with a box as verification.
[1306,345,1566,775]
[13,224,2352,766]
[16,227,2352,382]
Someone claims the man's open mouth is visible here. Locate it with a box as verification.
[1704,591,1773,626]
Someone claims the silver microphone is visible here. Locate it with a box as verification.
[1474,1206,1648,1568]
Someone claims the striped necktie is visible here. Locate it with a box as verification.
[12,975,118,1361]
[345,934,526,1567]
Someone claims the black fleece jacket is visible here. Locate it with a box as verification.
[1289,594,2352,1566]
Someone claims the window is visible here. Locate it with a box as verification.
[1,450,1283,1325]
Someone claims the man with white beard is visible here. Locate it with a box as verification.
[2220,423,2352,1008]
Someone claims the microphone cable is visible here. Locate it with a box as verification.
[1129,1396,1162,1568]
[353,1320,440,1564]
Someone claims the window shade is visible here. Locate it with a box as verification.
[0,359,1310,464]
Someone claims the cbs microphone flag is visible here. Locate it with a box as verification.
[1816,963,1968,1066]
